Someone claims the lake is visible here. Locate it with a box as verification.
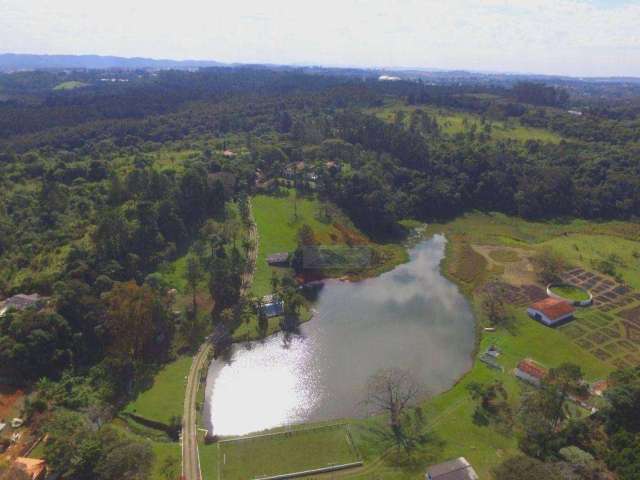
[203,234,475,436]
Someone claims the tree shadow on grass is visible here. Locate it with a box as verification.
[353,419,445,472]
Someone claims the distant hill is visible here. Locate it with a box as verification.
[0,53,225,72]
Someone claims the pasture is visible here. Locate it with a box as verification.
[124,356,192,425]
[367,101,564,143]
[218,424,361,480]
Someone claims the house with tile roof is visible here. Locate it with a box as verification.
[527,297,575,326]
[515,359,548,387]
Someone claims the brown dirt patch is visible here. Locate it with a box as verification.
[619,305,640,328]
[592,349,613,361]
[471,244,536,286]
[0,385,24,419]
[576,338,594,350]
[624,354,640,366]
[624,323,640,344]
[449,240,487,287]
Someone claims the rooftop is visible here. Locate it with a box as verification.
[517,359,548,380]
[267,252,289,264]
[15,457,46,480]
[427,457,479,480]
[0,293,45,316]
[529,297,574,320]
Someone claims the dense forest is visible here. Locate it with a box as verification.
[0,66,639,479]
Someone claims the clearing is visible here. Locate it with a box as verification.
[124,356,192,425]
[367,101,564,144]
[251,191,406,297]
[218,424,360,480]
[53,81,88,90]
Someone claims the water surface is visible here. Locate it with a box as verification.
[204,234,475,436]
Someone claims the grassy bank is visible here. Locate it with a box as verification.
[124,356,192,425]
[219,424,359,480]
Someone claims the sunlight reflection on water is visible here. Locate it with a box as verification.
[204,234,475,436]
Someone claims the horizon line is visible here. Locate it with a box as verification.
[2,51,640,81]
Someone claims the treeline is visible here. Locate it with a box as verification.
[0,68,356,138]
[319,111,640,234]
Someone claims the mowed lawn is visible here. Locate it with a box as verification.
[219,425,360,480]
[251,192,335,296]
[124,356,192,424]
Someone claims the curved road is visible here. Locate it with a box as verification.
[182,202,258,480]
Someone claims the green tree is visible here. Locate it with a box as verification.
[94,426,154,480]
[519,363,585,459]
[185,255,203,317]
[363,368,428,456]
[494,455,563,480]
[44,411,100,479]
[532,248,566,285]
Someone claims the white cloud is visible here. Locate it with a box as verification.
[0,0,639,76]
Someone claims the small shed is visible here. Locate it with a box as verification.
[527,297,574,326]
[515,359,548,387]
[426,457,479,480]
[259,295,284,318]
[267,252,289,266]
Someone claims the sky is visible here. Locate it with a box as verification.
[2,0,640,77]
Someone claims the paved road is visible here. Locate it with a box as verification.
[182,202,258,480]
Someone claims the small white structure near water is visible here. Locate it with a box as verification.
[259,294,284,318]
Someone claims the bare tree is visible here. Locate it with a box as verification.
[482,283,513,329]
[532,248,566,284]
[363,368,429,455]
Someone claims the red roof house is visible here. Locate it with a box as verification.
[515,359,548,387]
[527,297,575,326]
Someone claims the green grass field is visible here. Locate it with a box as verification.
[200,435,220,480]
[367,102,563,144]
[124,356,192,425]
[150,441,181,480]
[219,425,360,480]
[53,80,88,90]
[251,191,336,296]
[543,234,640,289]
[549,284,591,302]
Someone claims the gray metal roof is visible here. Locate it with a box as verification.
[427,457,479,480]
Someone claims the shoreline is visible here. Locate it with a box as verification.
[203,232,478,438]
